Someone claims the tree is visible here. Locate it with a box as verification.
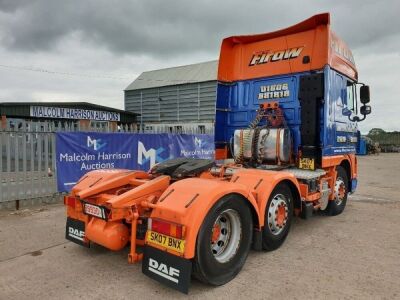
[368,128,385,136]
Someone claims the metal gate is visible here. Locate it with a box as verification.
[0,119,135,209]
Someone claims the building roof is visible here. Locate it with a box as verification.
[0,101,139,123]
[125,60,218,91]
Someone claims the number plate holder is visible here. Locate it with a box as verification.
[82,202,107,220]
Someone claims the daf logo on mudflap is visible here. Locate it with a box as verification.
[65,218,88,247]
[68,227,85,241]
[148,258,180,283]
[143,246,192,293]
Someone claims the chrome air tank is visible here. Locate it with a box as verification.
[233,128,291,163]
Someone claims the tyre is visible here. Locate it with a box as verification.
[192,194,253,286]
[326,166,348,216]
[262,183,294,251]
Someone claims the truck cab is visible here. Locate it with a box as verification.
[215,13,371,183]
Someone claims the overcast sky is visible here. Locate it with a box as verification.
[0,0,399,133]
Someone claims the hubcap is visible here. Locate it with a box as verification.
[267,194,288,235]
[210,209,242,263]
[334,177,346,205]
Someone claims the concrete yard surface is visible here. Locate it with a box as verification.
[0,154,399,299]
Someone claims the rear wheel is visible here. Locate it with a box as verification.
[326,166,348,216]
[262,184,293,251]
[193,194,253,286]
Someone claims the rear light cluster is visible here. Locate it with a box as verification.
[148,218,185,239]
[64,196,76,208]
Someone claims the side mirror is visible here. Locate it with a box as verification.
[360,105,371,115]
[360,85,370,104]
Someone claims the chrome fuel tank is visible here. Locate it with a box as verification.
[233,128,292,163]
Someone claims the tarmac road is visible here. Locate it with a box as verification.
[0,154,399,299]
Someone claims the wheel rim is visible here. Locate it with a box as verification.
[210,209,242,263]
[267,194,288,235]
[334,177,346,205]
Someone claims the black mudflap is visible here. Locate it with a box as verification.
[142,246,192,294]
[65,217,89,247]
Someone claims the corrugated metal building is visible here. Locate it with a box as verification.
[124,61,217,134]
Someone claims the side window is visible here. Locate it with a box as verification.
[346,81,355,111]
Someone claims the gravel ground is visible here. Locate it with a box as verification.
[0,154,399,299]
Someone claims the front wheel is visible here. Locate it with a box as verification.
[326,166,348,216]
[192,194,253,286]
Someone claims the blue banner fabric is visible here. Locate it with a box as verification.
[56,132,214,192]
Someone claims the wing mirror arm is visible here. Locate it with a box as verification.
[349,115,365,122]
[349,84,371,122]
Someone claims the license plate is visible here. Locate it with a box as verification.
[83,203,107,220]
[299,158,315,170]
[146,230,185,254]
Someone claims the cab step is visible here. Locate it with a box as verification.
[286,168,326,180]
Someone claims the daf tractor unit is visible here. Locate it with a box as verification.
[64,13,371,293]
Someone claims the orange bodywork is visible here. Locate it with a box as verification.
[66,166,301,261]
[68,170,169,262]
[218,13,358,82]
[322,154,357,179]
[149,167,300,258]
[85,218,129,251]
[218,13,357,83]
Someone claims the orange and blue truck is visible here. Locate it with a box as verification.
[64,13,371,293]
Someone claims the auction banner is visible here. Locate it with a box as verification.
[56,132,214,192]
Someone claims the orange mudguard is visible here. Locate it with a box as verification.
[149,168,301,259]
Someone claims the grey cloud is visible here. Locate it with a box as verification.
[0,0,30,13]
[1,0,399,57]
[0,0,399,132]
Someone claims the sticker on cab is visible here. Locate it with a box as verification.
[299,158,315,170]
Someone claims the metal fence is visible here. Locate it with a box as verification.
[142,123,214,135]
[0,119,135,209]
